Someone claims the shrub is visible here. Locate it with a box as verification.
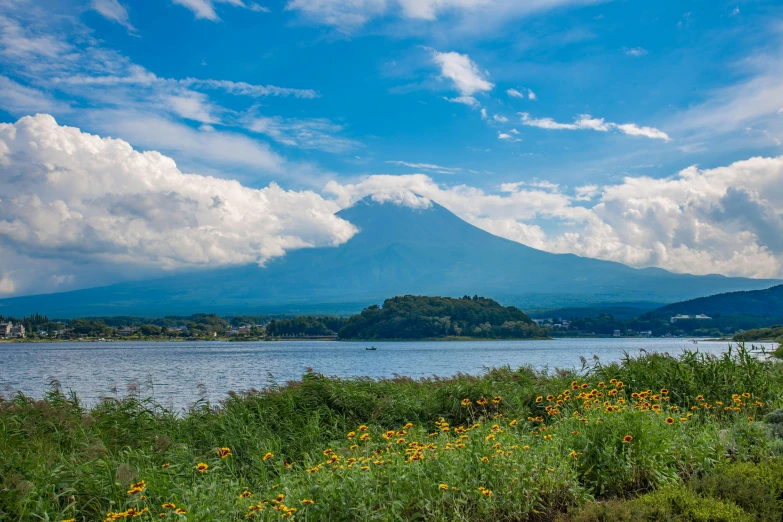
[557,486,753,522]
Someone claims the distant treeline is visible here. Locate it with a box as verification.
[337,295,546,339]
[733,326,783,343]
[266,316,347,337]
[550,313,783,338]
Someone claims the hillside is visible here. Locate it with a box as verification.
[337,295,546,339]
[656,284,783,317]
[0,199,778,317]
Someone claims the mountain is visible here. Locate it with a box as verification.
[0,199,779,317]
[655,284,783,317]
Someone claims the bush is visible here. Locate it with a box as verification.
[690,459,783,521]
[558,486,753,522]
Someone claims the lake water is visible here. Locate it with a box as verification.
[0,338,777,411]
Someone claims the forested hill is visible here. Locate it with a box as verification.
[337,295,547,339]
[655,284,783,317]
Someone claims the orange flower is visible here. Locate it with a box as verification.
[622,435,633,443]
[461,398,471,406]
[240,491,251,499]
[162,503,176,509]
[301,499,315,505]
[665,417,674,425]
[196,463,209,473]
[263,452,274,461]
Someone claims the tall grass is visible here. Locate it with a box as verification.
[1,346,782,521]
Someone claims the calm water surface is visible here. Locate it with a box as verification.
[0,338,777,410]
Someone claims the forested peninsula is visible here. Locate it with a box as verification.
[337,295,547,340]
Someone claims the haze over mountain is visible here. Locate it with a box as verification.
[0,199,778,317]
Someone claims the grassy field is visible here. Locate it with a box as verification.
[2,346,783,521]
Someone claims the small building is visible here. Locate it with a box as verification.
[11,324,25,338]
[613,330,621,337]
[670,314,712,324]
[0,322,11,338]
[640,330,652,337]
[118,327,136,336]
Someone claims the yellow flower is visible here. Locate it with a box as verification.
[481,489,493,497]
[161,463,170,469]
[477,397,488,406]
[748,417,754,422]
[359,434,370,441]
[696,395,704,401]
[248,504,264,511]
[569,450,580,460]
[461,398,471,406]
[62,519,76,522]
[347,431,356,439]
[665,417,675,425]
[301,499,314,505]
[536,396,543,403]
[485,434,495,441]
[240,491,251,499]
[396,438,406,444]
[523,445,530,451]
[196,462,209,473]
[263,452,274,461]
[175,509,187,515]
[439,484,449,491]
[404,423,414,429]
[127,480,146,495]
[275,494,285,503]
[509,419,518,426]
[493,396,502,403]
[349,444,359,450]
[323,449,334,456]
[623,435,633,443]
[480,456,489,463]
[162,503,176,510]
[358,425,368,432]
[218,447,232,459]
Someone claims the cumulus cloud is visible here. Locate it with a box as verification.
[498,132,512,139]
[520,112,671,141]
[325,154,783,279]
[493,114,508,122]
[0,115,357,295]
[432,50,494,98]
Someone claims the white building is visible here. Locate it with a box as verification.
[670,314,712,324]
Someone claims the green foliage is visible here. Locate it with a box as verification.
[1,349,782,521]
[689,459,783,521]
[265,316,347,337]
[734,325,783,343]
[657,284,783,318]
[339,295,547,339]
[558,486,753,522]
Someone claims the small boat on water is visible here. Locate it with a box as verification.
[365,346,377,351]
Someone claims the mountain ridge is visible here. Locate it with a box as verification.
[0,198,778,317]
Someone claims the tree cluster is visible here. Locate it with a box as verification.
[337,295,546,339]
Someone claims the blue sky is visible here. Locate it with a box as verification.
[1,0,783,296]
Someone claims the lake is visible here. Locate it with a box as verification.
[0,338,777,411]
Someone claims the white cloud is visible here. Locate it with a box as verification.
[730,6,740,16]
[623,46,648,57]
[432,50,494,97]
[444,95,479,107]
[509,128,519,134]
[91,0,135,32]
[165,91,220,124]
[180,78,319,99]
[493,114,508,122]
[245,115,361,153]
[507,88,525,98]
[286,0,615,29]
[386,160,459,173]
[172,0,262,21]
[0,273,15,295]
[480,108,487,119]
[0,115,357,295]
[0,75,69,115]
[325,153,783,279]
[520,112,671,141]
[498,132,512,139]
[574,184,600,201]
[527,89,536,100]
[86,110,285,172]
[614,122,671,141]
